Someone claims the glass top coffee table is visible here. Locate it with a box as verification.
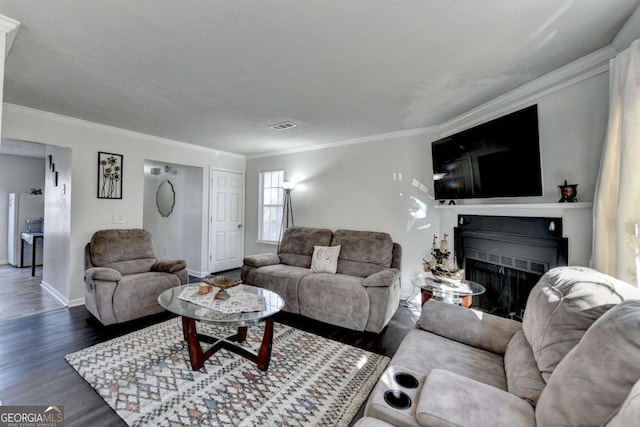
[412,272,486,308]
[158,284,284,371]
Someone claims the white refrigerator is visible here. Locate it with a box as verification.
[8,193,44,267]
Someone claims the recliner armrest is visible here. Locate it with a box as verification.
[362,268,400,287]
[85,267,122,282]
[151,259,187,273]
[243,253,281,268]
[417,369,535,427]
[417,300,521,355]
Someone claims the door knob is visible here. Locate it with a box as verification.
[237,224,243,228]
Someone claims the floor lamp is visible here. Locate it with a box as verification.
[278,182,296,249]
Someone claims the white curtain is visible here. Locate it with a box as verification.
[592,39,640,286]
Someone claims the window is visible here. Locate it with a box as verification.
[258,170,284,243]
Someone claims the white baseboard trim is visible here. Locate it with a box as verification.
[67,297,85,307]
[40,280,69,306]
[187,268,209,278]
[0,259,8,265]
[41,281,85,307]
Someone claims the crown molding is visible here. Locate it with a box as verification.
[613,5,640,52]
[0,15,20,59]
[3,103,246,159]
[439,45,616,137]
[0,15,20,33]
[247,125,440,159]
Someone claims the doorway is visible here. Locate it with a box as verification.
[209,169,244,273]
[0,139,67,320]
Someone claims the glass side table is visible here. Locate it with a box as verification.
[412,272,486,308]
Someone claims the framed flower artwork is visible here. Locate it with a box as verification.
[97,151,123,199]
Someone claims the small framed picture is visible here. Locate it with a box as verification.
[97,151,123,199]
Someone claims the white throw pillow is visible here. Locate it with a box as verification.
[310,245,341,274]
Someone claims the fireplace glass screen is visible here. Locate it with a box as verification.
[466,259,541,320]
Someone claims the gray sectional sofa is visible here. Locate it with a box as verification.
[359,266,640,427]
[241,226,402,333]
[84,229,188,325]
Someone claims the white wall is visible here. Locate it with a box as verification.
[42,145,72,299]
[245,131,442,298]
[2,104,245,304]
[0,153,45,263]
[143,160,204,276]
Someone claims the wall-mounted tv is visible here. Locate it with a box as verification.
[432,105,542,200]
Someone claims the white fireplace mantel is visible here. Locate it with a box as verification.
[435,202,594,267]
[434,202,592,217]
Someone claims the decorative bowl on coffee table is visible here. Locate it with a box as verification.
[203,275,240,300]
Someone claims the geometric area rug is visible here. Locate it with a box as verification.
[65,318,389,426]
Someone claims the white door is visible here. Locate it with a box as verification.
[209,169,244,273]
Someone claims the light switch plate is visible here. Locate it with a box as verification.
[113,214,125,224]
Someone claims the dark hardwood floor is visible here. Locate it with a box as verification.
[0,269,420,426]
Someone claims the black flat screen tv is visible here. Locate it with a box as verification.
[432,105,542,200]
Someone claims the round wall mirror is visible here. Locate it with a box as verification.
[156,180,175,217]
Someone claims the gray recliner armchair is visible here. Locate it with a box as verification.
[84,229,188,325]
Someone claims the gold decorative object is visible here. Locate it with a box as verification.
[203,275,240,300]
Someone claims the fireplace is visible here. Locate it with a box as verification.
[454,215,568,319]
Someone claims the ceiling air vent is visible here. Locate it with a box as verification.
[270,121,297,131]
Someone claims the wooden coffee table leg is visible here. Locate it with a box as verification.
[256,317,275,371]
[181,317,189,341]
[183,317,205,370]
[461,295,472,308]
[236,326,247,343]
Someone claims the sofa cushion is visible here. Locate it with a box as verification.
[417,369,536,427]
[151,259,186,273]
[299,273,370,331]
[607,378,640,427]
[522,266,640,382]
[101,258,157,276]
[331,229,394,278]
[244,264,313,313]
[112,272,181,323]
[277,227,333,268]
[504,331,546,406]
[242,253,280,268]
[388,328,507,391]
[417,300,522,355]
[310,245,341,273]
[536,300,640,427]
[90,229,156,267]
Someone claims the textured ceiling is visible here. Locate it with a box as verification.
[0,1,638,156]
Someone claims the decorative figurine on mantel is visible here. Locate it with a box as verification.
[423,233,465,283]
[558,180,578,202]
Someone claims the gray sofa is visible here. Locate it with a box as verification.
[241,226,402,333]
[359,266,640,427]
[84,229,188,325]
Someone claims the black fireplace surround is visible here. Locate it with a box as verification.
[454,215,568,319]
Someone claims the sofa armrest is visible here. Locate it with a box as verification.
[151,259,187,273]
[362,268,400,287]
[417,369,535,427]
[85,267,122,282]
[243,253,281,268]
[417,300,521,355]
